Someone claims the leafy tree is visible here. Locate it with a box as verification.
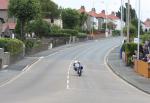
[62,8,80,29]
[39,0,60,19]
[26,18,51,38]
[116,3,137,22]
[8,0,41,40]
[79,12,88,31]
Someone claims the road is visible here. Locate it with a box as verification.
[0,37,150,103]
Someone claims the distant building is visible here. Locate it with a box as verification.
[142,18,150,32]
[0,0,16,38]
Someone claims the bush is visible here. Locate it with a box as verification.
[0,38,24,55]
[49,33,70,37]
[26,19,51,38]
[77,33,87,38]
[124,43,137,65]
[24,39,42,49]
[125,42,137,55]
[141,34,150,43]
[59,29,78,36]
[112,30,120,36]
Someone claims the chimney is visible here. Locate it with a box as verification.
[81,6,85,10]
[101,10,105,14]
[111,11,115,15]
[92,8,96,12]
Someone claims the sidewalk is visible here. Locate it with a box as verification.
[107,47,150,94]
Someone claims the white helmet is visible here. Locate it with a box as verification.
[74,60,78,63]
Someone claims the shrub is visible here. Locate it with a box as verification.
[49,33,70,37]
[24,39,42,49]
[124,42,137,65]
[77,33,87,38]
[141,34,150,43]
[0,38,24,55]
[59,29,78,36]
[112,30,120,36]
[125,42,137,55]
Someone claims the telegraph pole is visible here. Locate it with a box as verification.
[127,0,130,43]
[137,0,141,59]
[121,0,123,37]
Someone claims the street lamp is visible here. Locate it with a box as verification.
[137,0,141,60]
[121,0,123,37]
[127,0,130,43]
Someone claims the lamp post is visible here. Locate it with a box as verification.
[121,0,123,37]
[127,0,130,43]
[137,0,141,60]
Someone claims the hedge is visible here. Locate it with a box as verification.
[59,29,78,36]
[24,39,42,50]
[141,34,150,43]
[0,38,24,55]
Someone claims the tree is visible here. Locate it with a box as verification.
[26,18,51,38]
[79,12,88,31]
[9,0,41,40]
[62,8,80,29]
[39,0,60,20]
[116,3,137,23]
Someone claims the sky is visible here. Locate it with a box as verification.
[52,0,150,21]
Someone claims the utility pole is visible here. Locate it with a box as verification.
[137,0,141,59]
[127,0,130,43]
[121,0,123,37]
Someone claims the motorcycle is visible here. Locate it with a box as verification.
[77,67,82,77]
[73,63,83,77]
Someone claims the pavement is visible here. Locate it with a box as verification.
[107,46,150,94]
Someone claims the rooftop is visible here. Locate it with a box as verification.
[0,0,8,10]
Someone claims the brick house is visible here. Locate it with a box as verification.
[0,0,16,37]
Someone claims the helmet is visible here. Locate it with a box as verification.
[74,60,78,63]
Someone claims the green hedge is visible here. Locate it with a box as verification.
[112,30,120,36]
[49,33,70,37]
[141,34,150,43]
[24,39,42,49]
[122,42,137,65]
[59,29,78,36]
[77,33,87,38]
[0,38,24,55]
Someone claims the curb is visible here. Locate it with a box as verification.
[106,46,150,95]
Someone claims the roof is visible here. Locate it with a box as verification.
[144,19,150,27]
[0,0,8,10]
[107,12,119,20]
[88,11,98,17]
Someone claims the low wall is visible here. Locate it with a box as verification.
[134,60,150,78]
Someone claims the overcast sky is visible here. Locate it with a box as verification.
[52,0,150,21]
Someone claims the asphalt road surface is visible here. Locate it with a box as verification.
[0,37,150,103]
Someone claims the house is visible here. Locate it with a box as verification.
[0,0,17,37]
[142,18,150,32]
[97,10,106,30]
[107,12,125,30]
[78,6,125,35]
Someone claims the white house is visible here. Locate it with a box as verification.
[142,18,150,32]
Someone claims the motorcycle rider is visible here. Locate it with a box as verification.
[73,60,83,71]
